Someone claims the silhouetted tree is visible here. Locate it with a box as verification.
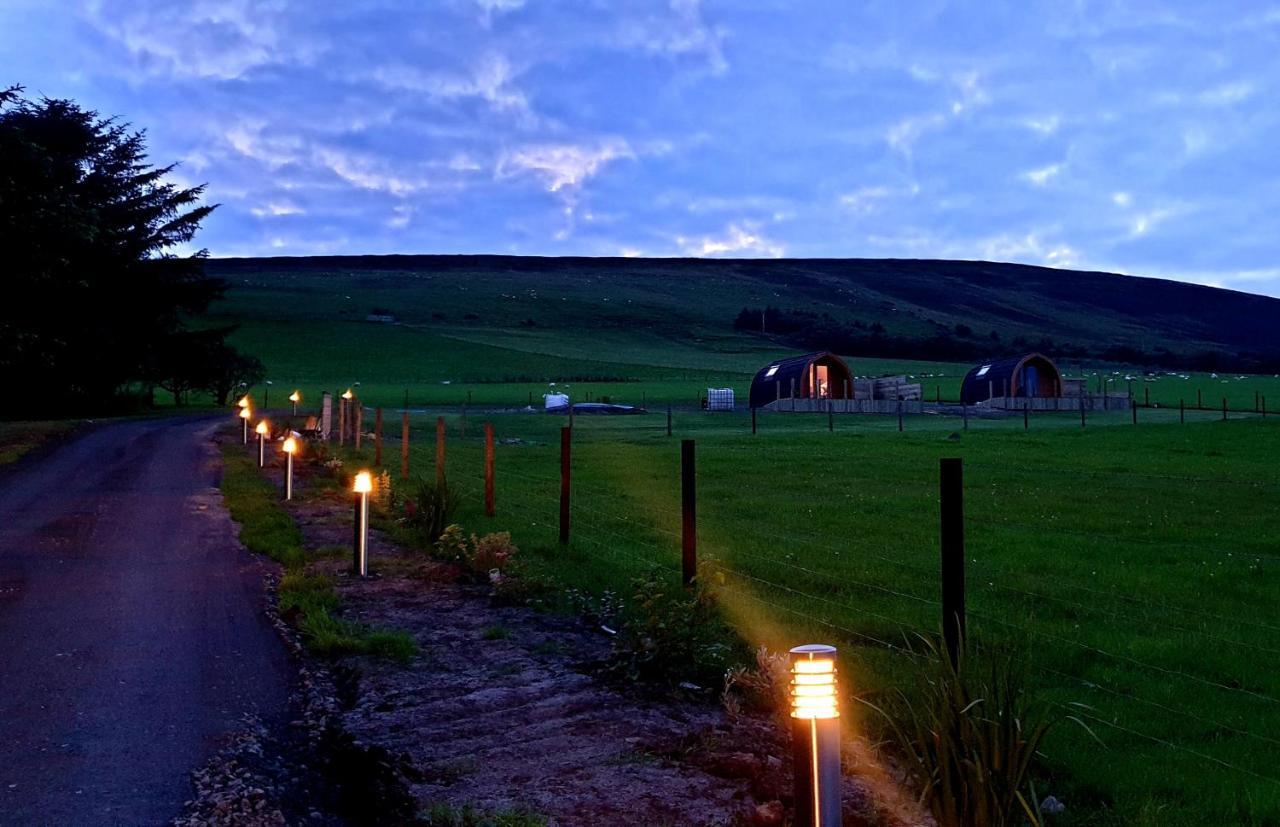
[0,85,254,414]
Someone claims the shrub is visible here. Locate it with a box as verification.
[723,645,790,719]
[602,568,735,692]
[471,531,517,574]
[860,637,1090,827]
[411,477,460,542]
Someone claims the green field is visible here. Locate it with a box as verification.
[216,262,1280,826]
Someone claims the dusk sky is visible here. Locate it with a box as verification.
[5,1,1279,295]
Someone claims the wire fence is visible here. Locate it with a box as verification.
[384,411,1280,802]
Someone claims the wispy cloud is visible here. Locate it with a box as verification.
[677,223,784,258]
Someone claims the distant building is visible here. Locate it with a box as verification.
[961,353,1064,405]
[749,352,854,409]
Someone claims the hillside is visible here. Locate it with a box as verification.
[206,255,1280,372]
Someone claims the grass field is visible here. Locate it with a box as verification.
[216,264,1280,825]
[0,420,78,467]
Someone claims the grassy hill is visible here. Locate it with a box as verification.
[207,254,1280,374]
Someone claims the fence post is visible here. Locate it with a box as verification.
[1180,398,1185,424]
[484,422,495,517]
[936,385,941,404]
[559,427,571,545]
[435,416,446,488]
[338,396,346,446]
[681,439,696,586]
[828,400,834,432]
[1132,399,1138,426]
[940,457,966,668]
[354,403,363,451]
[897,398,904,432]
[401,412,410,479]
[667,404,673,437]
[374,407,383,465]
[1081,396,1087,428]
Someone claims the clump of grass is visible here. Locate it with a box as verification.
[219,445,305,568]
[481,624,511,641]
[410,477,460,542]
[860,637,1092,827]
[421,804,547,827]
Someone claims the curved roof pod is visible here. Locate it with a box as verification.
[960,352,1063,405]
[749,352,854,409]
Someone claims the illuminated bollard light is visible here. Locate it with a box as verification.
[352,471,372,577]
[237,395,251,410]
[240,406,252,444]
[255,419,269,468]
[282,436,298,501]
[790,644,842,827]
[289,390,301,416]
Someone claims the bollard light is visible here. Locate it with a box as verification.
[240,406,252,443]
[237,395,250,409]
[289,390,301,415]
[342,388,354,400]
[790,644,842,827]
[255,419,269,467]
[353,470,372,577]
[282,436,298,500]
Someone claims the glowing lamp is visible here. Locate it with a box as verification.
[342,389,354,400]
[352,470,372,576]
[791,648,839,720]
[237,395,250,408]
[255,419,269,468]
[288,391,301,403]
[239,407,251,419]
[282,436,297,500]
[789,644,842,827]
[239,406,251,444]
[255,420,269,436]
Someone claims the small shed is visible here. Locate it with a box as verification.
[749,352,854,409]
[961,353,1064,405]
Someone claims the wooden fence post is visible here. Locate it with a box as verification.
[338,397,346,446]
[1132,399,1138,425]
[940,458,966,668]
[484,422,495,517]
[559,427,571,545]
[401,412,410,479]
[682,439,696,586]
[1197,388,1203,409]
[435,416,446,488]
[374,407,383,465]
[354,403,363,451]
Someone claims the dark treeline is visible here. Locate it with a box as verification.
[0,86,261,417]
[734,306,1280,374]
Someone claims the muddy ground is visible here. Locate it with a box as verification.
[181,434,926,826]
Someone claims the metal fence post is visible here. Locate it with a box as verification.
[940,458,966,668]
[681,439,696,586]
[559,427,572,545]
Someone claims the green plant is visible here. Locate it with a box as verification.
[412,477,460,542]
[722,645,790,719]
[603,568,736,691]
[471,531,518,575]
[421,804,546,827]
[860,637,1090,827]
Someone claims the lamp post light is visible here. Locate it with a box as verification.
[282,436,297,500]
[237,394,250,410]
[352,470,372,577]
[790,644,842,827]
[265,379,273,407]
[240,406,252,443]
[255,419,269,468]
[289,390,301,416]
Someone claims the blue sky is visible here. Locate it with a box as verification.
[4,1,1280,295]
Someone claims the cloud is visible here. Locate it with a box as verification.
[839,183,920,214]
[81,0,320,80]
[886,71,990,157]
[250,201,304,217]
[1021,163,1063,186]
[372,53,533,120]
[677,223,784,258]
[496,139,634,193]
[615,0,728,75]
[1023,114,1061,135]
[474,0,524,27]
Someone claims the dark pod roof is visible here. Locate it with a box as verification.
[748,352,852,408]
[960,353,1061,404]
